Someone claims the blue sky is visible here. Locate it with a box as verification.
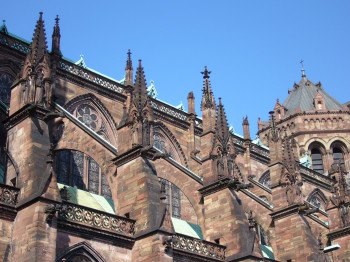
[2,1,350,136]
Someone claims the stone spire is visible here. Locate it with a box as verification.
[133,59,148,111]
[51,15,61,55]
[29,12,48,64]
[125,49,133,86]
[201,66,215,110]
[215,98,230,150]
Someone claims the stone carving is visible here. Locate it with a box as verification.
[0,184,19,205]
[329,160,350,227]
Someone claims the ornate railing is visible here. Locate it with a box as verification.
[150,100,188,122]
[0,33,30,54]
[164,234,225,261]
[0,184,20,206]
[58,202,135,236]
[250,143,270,158]
[59,61,124,94]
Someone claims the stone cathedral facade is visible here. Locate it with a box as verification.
[0,13,349,262]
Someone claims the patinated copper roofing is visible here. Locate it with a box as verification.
[282,77,343,116]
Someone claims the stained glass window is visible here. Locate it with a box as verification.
[101,173,112,198]
[171,184,181,218]
[88,158,99,194]
[56,150,70,185]
[0,73,13,105]
[72,151,84,190]
[55,150,112,199]
[159,178,181,219]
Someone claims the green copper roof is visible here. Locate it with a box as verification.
[261,244,275,259]
[171,217,203,239]
[57,183,115,214]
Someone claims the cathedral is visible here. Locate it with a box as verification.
[0,12,349,262]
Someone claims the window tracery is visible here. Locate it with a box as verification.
[307,189,327,210]
[77,105,98,131]
[55,150,112,198]
[259,171,271,189]
[153,133,174,159]
[160,178,181,219]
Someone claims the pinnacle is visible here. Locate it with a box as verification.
[126,49,132,70]
[201,66,215,110]
[133,59,148,109]
[30,12,48,64]
[216,97,230,143]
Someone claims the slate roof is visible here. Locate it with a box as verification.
[282,77,343,116]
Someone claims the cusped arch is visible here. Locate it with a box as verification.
[153,122,188,167]
[307,188,328,211]
[56,241,106,262]
[64,93,118,147]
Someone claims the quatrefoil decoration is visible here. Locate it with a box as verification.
[77,105,98,130]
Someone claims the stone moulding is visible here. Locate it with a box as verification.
[164,233,226,261]
[248,177,272,194]
[58,202,135,248]
[257,110,350,134]
[327,225,350,241]
[198,178,231,197]
[269,204,300,221]
[4,103,50,130]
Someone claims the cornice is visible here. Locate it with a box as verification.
[258,110,350,134]
[5,104,50,130]
[327,225,350,241]
[198,178,231,197]
[270,204,301,221]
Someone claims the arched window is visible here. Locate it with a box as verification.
[55,150,112,199]
[333,147,345,167]
[311,148,324,174]
[153,133,175,159]
[259,171,271,189]
[0,73,13,105]
[159,178,197,223]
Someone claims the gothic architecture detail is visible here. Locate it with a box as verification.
[0,13,349,261]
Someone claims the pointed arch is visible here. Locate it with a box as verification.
[259,171,271,189]
[152,122,188,167]
[307,188,328,211]
[56,241,106,262]
[64,93,118,147]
